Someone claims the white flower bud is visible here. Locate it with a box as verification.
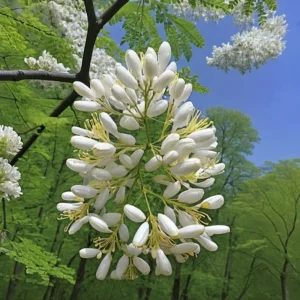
[125,50,142,77]
[145,155,162,172]
[163,150,179,165]
[147,100,168,118]
[172,101,194,132]
[105,163,128,178]
[102,213,121,227]
[70,136,97,150]
[120,116,139,131]
[56,202,82,212]
[163,181,181,198]
[119,154,134,169]
[66,159,92,173]
[175,83,192,105]
[115,186,126,203]
[133,256,150,275]
[116,255,129,279]
[133,221,149,247]
[126,178,135,188]
[115,64,138,90]
[170,78,185,100]
[79,248,101,259]
[187,128,215,143]
[170,242,199,254]
[193,178,215,188]
[118,133,136,145]
[96,252,111,280]
[161,133,180,155]
[194,136,217,150]
[193,150,217,160]
[126,243,142,256]
[119,223,130,242]
[152,70,175,92]
[99,112,119,138]
[196,234,218,251]
[73,100,101,112]
[71,185,98,198]
[205,163,225,176]
[94,188,110,211]
[124,204,146,223]
[89,216,112,233]
[112,84,132,105]
[170,158,201,177]
[125,87,138,102]
[92,142,116,157]
[109,96,126,110]
[158,213,179,238]
[101,74,115,89]
[198,195,224,209]
[178,225,205,238]
[71,126,93,137]
[143,54,158,80]
[205,225,230,236]
[61,192,80,201]
[156,249,172,276]
[178,210,195,227]
[68,216,89,234]
[175,138,196,158]
[158,41,171,75]
[73,81,95,99]
[178,188,204,204]
[130,149,144,167]
[91,168,112,181]
[166,61,177,72]
[164,206,176,224]
[145,47,157,60]
[90,79,105,98]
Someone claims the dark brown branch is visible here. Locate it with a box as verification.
[0,70,77,83]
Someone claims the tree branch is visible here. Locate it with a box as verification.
[0,70,77,83]
[9,0,129,166]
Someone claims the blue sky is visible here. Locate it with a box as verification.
[109,1,300,166]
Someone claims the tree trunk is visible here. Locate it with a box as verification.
[171,263,181,300]
[6,262,23,300]
[69,257,88,300]
[280,259,289,300]
[181,274,192,300]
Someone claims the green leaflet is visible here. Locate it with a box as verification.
[0,238,75,285]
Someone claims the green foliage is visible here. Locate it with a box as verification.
[178,67,209,93]
[0,238,75,285]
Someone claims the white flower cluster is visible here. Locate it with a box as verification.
[206,15,287,73]
[24,50,70,73]
[0,126,22,200]
[169,0,226,23]
[58,41,229,280]
[24,0,116,79]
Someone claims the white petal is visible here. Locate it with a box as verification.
[133,256,150,275]
[73,100,101,112]
[133,221,149,247]
[89,216,112,233]
[79,248,101,259]
[116,255,129,278]
[96,252,111,280]
[196,235,218,251]
[205,225,230,236]
[99,112,119,138]
[198,195,224,209]
[152,70,175,92]
[158,41,172,75]
[143,54,158,80]
[163,181,181,198]
[115,186,126,204]
[170,242,199,254]
[178,225,205,239]
[156,249,172,276]
[166,61,177,73]
[92,142,116,157]
[178,210,195,227]
[119,154,134,169]
[119,223,130,242]
[66,158,92,173]
[125,50,142,77]
[90,79,105,97]
[147,100,168,118]
[68,216,89,234]
[162,150,179,165]
[126,243,142,256]
[91,168,112,181]
[158,213,179,238]
[61,192,78,201]
[170,158,201,177]
[118,133,136,145]
[102,213,121,227]
[164,206,176,224]
[130,149,144,167]
[94,188,110,211]
[71,185,98,198]
[192,178,215,188]
[115,64,138,90]
[161,133,180,155]
[145,155,162,172]
[188,128,215,143]
[73,81,95,99]
[178,188,204,204]
[124,204,146,223]
[70,136,97,150]
[120,116,139,131]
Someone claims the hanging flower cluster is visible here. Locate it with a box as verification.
[206,14,287,73]
[58,41,229,280]
[0,126,22,200]
[169,0,226,23]
[24,0,116,79]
